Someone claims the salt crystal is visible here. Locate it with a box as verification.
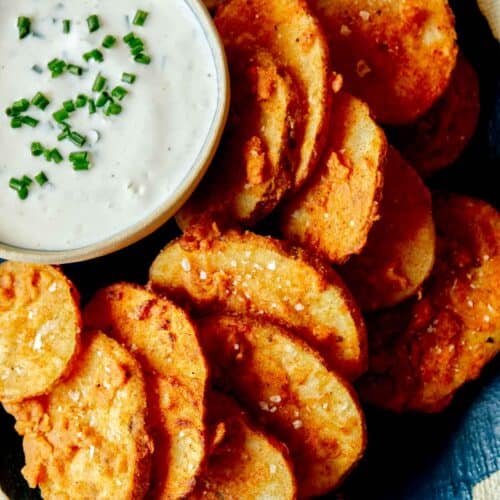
[292,419,303,429]
[356,60,372,78]
[340,24,351,36]
[359,10,370,21]
[267,261,277,271]
[48,282,57,293]
[295,303,305,312]
[199,271,207,280]
[259,401,270,411]
[270,395,282,403]
[269,464,277,474]
[230,260,237,268]
[181,258,191,272]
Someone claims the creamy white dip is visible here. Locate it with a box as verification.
[0,0,218,250]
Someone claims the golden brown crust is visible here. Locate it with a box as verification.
[280,91,386,263]
[340,147,436,311]
[188,392,297,500]
[359,194,500,412]
[197,315,366,497]
[84,283,209,499]
[216,0,331,189]
[0,263,81,402]
[149,229,367,380]
[392,55,480,176]
[311,0,458,124]
[176,48,298,229]
[4,331,153,499]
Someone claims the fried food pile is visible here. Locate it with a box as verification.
[1,0,498,498]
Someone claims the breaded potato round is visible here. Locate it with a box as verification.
[281,91,386,263]
[84,283,209,500]
[177,48,298,229]
[4,332,153,499]
[340,148,436,311]
[188,392,297,500]
[198,314,366,497]
[0,263,81,402]
[392,55,480,177]
[311,0,458,124]
[359,194,500,412]
[216,0,331,189]
[149,228,367,380]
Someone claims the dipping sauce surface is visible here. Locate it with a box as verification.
[0,0,218,251]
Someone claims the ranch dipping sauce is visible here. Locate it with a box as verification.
[0,0,219,251]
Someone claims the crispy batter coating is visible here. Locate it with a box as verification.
[359,194,500,412]
[149,229,367,380]
[84,284,208,499]
[311,0,457,124]
[188,392,297,500]
[281,91,386,263]
[392,55,480,177]
[340,148,436,311]
[216,0,331,189]
[4,332,153,499]
[0,263,81,402]
[198,315,366,498]
[177,48,298,229]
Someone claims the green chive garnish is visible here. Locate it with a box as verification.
[17,16,31,39]
[21,175,33,187]
[69,131,86,147]
[20,116,39,128]
[83,49,104,62]
[32,92,50,110]
[96,92,111,108]
[134,53,151,65]
[92,73,107,92]
[123,32,136,44]
[87,15,100,33]
[111,86,128,101]
[11,117,23,128]
[105,102,122,116]
[31,142,44,156]
[73,161,90,171]
[63,100,76,113]
[88,99,97,114]
[35,172,48,186]
[9,178,24,191]
[102,35,117,49]
[133,10,149,26]
[52,109,69,123]
[122,72,136,84]
[67,64,83,76]
[48,58,66,77]
[18,186,29,200]
[69,151,88,162]
[75,94,88,108]
[63,19,71,34]
[57,127,70,141]
[13,99,30,114]
[50,148,64,164]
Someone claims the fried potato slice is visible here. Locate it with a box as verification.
[392,55,480,177]
[340,148,436,311]
[359,194,500,412]
[188,392,297,500]
[4,331,153,499]
[177,48,298,229]
[197,314,366,497]
[216,0,330,189]
[0,263,81,402]
[149,229,367,380]
[280,91,386,263]
[311,0,457,124]
[84,283,208,500]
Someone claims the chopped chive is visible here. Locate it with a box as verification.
[92,73,107,92]
[75,94,88,108]
[63,19,71,33]
[13,99,30,114]
[88,99,97,114]
[69,131,86,147]
[32,92,50,110]
[131,45,145,57]
[123,32,136,44]
[129,38,144,50]
[11,117,23,128]
[133,10,149,27]
[83,49,104,63]
[87,15,100,33]
[111,86,128,101]
[35,171,49,186]
[32,64,43,74]
[134,53,151,65]
[105,102,122,116]
[69,151,88,162]
[121,72,136,84]
[17,16,31,39]
[72,159,90,171]
[57,126,70,141]
[102,35,117,49]
[67,64,83,76]
[48,58,66,77]
[18,186,29,200]
[5,108,15,117]
[96,92,111,108]
[52,109,69,123]
[21,175,33,187]
[9,178,24,191]
[20,116,39,128]
[31,142,45,156]
[63,100,75,113]
[50,148,64,163]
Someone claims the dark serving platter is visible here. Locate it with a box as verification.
[1,0,499,498]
